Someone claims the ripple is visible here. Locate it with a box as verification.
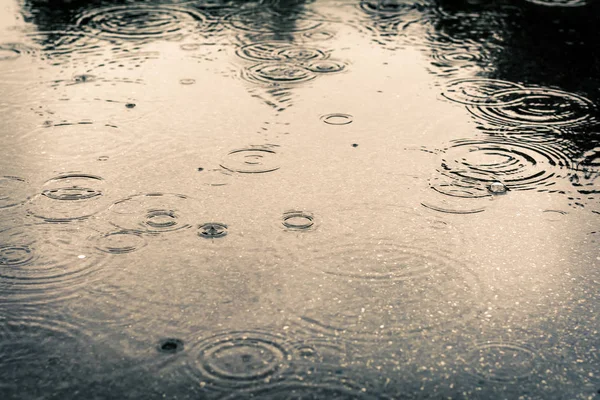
[302,30,335,41]
[237,42,327,62]
[107,193,198,234]
[282,211,315,231]
[497,125,565,144]
[464,342,541,382]
[0,43,35,61]
[228,8,324,33]
[198,222,228,239]
[306,60,346,74]
[421,178,490,214]
[186,331,291,388]
[245,63,316,85]
[358,0,420,18]
[525,0,588,6]
[221,381,379,399]
[28,173,108,222]
[438,138,573,191]
[94,231,147,254]
[0,224,108,305]
[180,78,196,85]
[0,176,34,209]
[441,78,524,106]
[321,113,353,125]
[76,5,209,41]
[220,146,280,174]
[468,88,596,127]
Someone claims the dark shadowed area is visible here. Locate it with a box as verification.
[0,0,599,398]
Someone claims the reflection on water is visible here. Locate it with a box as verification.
[1,0,599,398]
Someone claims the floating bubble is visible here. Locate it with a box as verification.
[488,181,507,194]
[220,146,280,174]
[198,223,228,239]
[282,211,315,231]
[107,193,197,233]
[0,176,34,209]
[158,338,184,354]
[187,331,290,388]
[94,231,147,254]
[465,342,540,382]
[0,225,108,305]
[469,87,596,127]
[180,78,196,85]
[228,8,324,33]
[306,60,346,74]
[28,174,108,222]
[321,113,353,125]
[75,5,209,41]
[441,78,524,106]
[245,63,315,85]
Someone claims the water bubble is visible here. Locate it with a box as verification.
[198,223,228,239]
[441,78,524,106]
[228,9,324,33]
[465,342,540,382]
[158,338,184,354]
[94,231,147,254]
[245,63,315,85]
[125,103,136,109]
[180,78,196,85]
[321,113,353,125]
[0,225,108,305]
[187,331,290,388]
[306,60,346,74]
[282,211,315,231]
[28,174,107,222]
[107,193,197,233]
[488,181,507,194]
[220,146,280,174]
[0,176,34,209]
[469,87,596,127]
[75,5,209,41]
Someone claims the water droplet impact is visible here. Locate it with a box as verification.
[0,225,108,305]
[442,78,524,106]
[469,88,596,127]
[220,147,280,174]
[237,42,327,62]
[188,331,290,388]
[94,231,147,254]
[282,211,315,231]
[28,174,107,222]
[197,167,204,172]
[359,0,418,16]
[306,60,346,74]
[0,176,34,209]
[158,338,184,354]
[97,156,110,162]
[180,78,196,85]
[108,193,197,233]
[198,223,228,239]
[488,182,507,194]
[465,342,540,382]
[302,30,335,41]
[228,9,323,33]
[72,74,97,84]
[75,5,209,41]
[246,63,315,84]
[321,113,353,125]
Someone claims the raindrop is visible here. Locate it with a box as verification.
[321,113,353,125]
[220,147,280,174]
[488,182,507,194]
[469,87,596,127]
[94,231,147,254]
[441,78,525,106]
[0,176,34,209]
[282,211,315,231]
[180,78,196,85]
[245,63,315,85]
[158,338,184,354]
[465,342,540,382]
[306,60,346,74]
[75,5,209,41]
[198,223,228,239]
[187,331,290,388]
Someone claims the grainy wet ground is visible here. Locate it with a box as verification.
[0,0,599,398]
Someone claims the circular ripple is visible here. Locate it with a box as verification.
[465,342,540,382]
[439,139,573,191]
[245,63,315,85]
[321,113,353,125]
[0,176,34,209]
[282,211,315,231]
[469,88,596,127]
[441,78,524,106]
[188,331,290,388]
[228,9,323,33]
[220,147,280,174]
[94,231,147,254]
[359,0,418,17]
[497,125,565,144]
[237,42,327,62]
[28,174,108,222]
[107,193,197,233]
[0,225,108,305]
[76,5,208,40]
[221,381,378,399]
[306,60,346,74]
[525,0,587,6]
[198,222,228,239]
